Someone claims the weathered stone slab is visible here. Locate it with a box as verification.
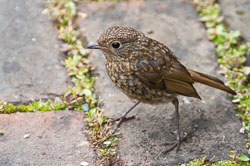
[0,111,95,166]
[220,0,250,41]
[0,0,70,103]
[77,0,247,165]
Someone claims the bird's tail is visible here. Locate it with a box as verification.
[188,69,236,95]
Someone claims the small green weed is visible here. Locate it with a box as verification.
[182,152,249,166]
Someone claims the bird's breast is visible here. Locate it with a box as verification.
[105,60,173,104]
[105,60,138,86]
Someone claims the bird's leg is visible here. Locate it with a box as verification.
[162,97,185,154]
[112,101,140,130]
[174,97,181,151]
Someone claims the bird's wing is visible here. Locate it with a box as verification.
[135,40,201,99]
[163,60,201,99]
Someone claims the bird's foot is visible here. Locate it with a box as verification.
[161,132,188,154]
[111,113,137,133]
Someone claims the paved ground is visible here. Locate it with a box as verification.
[0,111,95,166]
[0,1,95,165]
[0,0,70,104]
[77,0,247,165]
[220,0,250,41]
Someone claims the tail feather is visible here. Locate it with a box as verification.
[188,69,236,95]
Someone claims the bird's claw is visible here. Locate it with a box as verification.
[111,114,137,133]
[161,140,181,154]
[161,132,188,154]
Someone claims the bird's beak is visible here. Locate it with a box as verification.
[87,42,102,49]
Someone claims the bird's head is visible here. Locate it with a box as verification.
[87,26,145,60]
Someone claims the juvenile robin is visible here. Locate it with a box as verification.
[87,26,236,153]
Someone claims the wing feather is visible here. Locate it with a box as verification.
[135,39,201,99]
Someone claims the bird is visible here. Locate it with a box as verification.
[87,26,236,153]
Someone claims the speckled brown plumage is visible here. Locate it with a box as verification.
[87,26,236,153]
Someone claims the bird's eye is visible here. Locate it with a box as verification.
[111,42,121,49]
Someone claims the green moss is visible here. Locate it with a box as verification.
[0,100,67,114]
[2,103,17,114]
